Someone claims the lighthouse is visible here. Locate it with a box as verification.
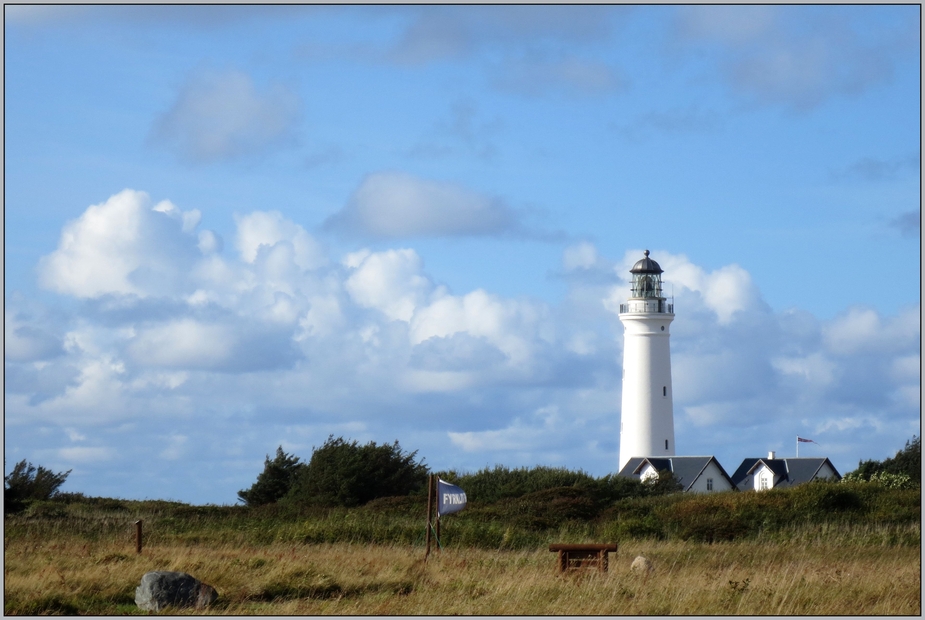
[618,250,675,471]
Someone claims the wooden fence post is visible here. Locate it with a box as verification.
[135,520,143,554]
[424,474,433,560]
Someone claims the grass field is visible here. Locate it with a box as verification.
[4,485,921,615]
[5,525,920,614]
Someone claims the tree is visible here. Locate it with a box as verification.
[286,436,428,507]
[848,435,920,485]
[644,470,683,495]
[237,447,305,506]
[4,459,71,513]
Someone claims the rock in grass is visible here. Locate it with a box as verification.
[135,571,218,611]
[630,555,653,574]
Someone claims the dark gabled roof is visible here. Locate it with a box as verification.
[730,458,761,487]
[617,457,648,478]
[731,457,841,490]
[634,458,672,475]
[618,456,736,492]
[669,457,714,491]
[747,459,789,478]
[778,458,841,487]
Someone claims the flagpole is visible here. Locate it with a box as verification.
[436,513,441,553]
[796,435,798,458]
[425,474,433,561]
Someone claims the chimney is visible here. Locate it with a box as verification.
[768,451,776,460]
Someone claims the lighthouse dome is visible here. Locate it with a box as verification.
[630,250,663,274]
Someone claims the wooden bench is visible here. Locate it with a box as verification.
[549,543,618,573]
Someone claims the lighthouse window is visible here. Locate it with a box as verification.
[661,326,664,331]
[663,386,667,396]
[665,439,669,450]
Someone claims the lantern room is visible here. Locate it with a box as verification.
[630,250,663,299]
[620,250,673,315]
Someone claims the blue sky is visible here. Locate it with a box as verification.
[4,5,920,505]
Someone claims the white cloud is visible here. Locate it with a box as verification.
[127,320,235,369]
[37,189,201,298]
[410,289,550,368]
[449,405,563,452]
[5,313,63,362]
[562,241,600,271]
[605,250,760,325]
[235,210,326,271]
[7,203,920,503]
[772,352,837,389]
[344,248,432,322]
[823,305,920,355]
[150,68,301,163]
[325,171,520,239]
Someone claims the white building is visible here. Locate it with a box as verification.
[730,453,842,491]
[618,250,675,471]
[618,456,737,493]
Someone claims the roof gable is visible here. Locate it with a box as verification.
[747,459,789,478]
[619,456,735,491]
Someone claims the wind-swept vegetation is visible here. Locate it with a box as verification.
[5,436,920,614]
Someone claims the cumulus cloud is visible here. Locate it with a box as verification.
[604,249,761,325]
[235,210,326,271]
[325,171,522,239]
[7,200,920,503]
[37,189,203,298]
[5,312,63,362]
[344,248,432,322]
[150,68,301,163]
[410,289,551,369]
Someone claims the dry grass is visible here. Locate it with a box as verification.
[5,534,920,615]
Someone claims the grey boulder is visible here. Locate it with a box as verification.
[630,555,654,574]
[135,571,218,611]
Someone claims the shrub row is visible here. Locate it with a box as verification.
[7,478,919,550]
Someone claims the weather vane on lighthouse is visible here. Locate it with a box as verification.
[618,250,676,471]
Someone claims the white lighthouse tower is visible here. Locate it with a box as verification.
[618,250,675,471]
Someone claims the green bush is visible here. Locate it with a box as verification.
[4,459,71,514]
[238,447,305,506]
[848,435,920,485]
[285,436,428,507]
[436,465,649,506]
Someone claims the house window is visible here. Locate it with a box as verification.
[759,476,768,490]
[706,478,713,491]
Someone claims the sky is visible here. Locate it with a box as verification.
[4,5,920,505]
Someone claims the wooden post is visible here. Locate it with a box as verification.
[435,513,441,553]
[424,474,433,560]
[135,520,143,554]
